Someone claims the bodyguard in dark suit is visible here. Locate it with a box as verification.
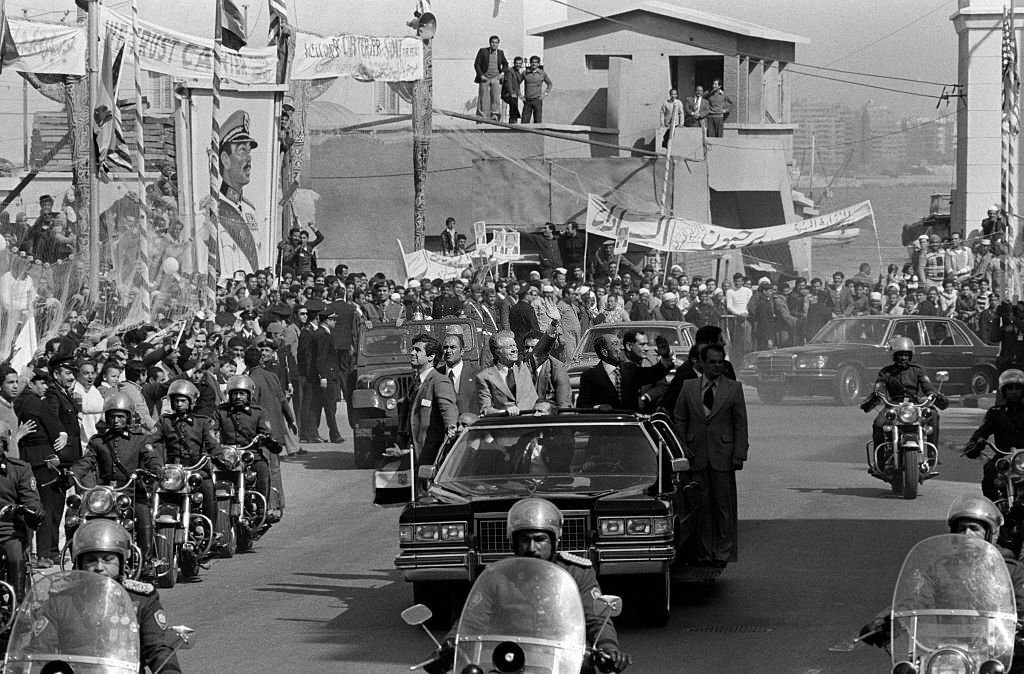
[576,334,674,411]
[401,333,458,466]
[296,310,319,442]
[436,331,480,416]
[508,286,539,348]
[673,343,749,566]
[311,310,343,443]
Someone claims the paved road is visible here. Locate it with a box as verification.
[160,392,992,672]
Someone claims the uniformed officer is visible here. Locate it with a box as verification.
[71,520,182,673]
[435,497,630,672]
[0,420,43,600]
[215,375,281,529]
[860,336,948,450]
[964,369,1024,500]
[146,380,219,540]
[218,109,260,273]
[72,393,163,575]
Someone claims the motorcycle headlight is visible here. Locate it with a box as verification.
[377,378,398,398]
[161,465,185,491]
[221,448,242,469]
[897,403,919,424]
[85,489,115,515]
[925,648,971,673]
[795,355,827,370]
[1011,451,1024,475]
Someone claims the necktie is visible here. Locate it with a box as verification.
[448,369,456,393]
[612,367,622,403]
[703,382,715,413]
[506,367,517,398]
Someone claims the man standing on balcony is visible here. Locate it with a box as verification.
[474,35,508,122]
[705,79,733,138]
[684,85,707,130]
[521,56,552,124]
[660,89,684,149]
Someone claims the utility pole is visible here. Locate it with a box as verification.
[410,8,436,251]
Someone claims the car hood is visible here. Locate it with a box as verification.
[354,364,414,380]
[429,477,653,502]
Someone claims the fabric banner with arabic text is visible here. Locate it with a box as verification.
[586,195,874,252]
[291,31,423,81]
[401,247,524,280]
[8,19,86,75]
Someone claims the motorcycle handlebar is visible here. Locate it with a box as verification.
[875,392,939,408]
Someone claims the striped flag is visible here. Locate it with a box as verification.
[268,0,288,45]
[221,0,247,50]
[94,34,133,179]
[1002,2,1020,223]
[131,0,150,318]
[204,0,227,310]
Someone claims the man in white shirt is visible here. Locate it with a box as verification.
[660,89,685,149]
[725,273,753,358]
[74,362,104,449]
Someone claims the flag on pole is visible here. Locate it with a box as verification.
[131,0,150,318]
[203,0,228,310]
[0,0,19,73]
[1001,2,1019,224]
[221,0,247,50]
[268,0,288,44]
[94,34,133,179]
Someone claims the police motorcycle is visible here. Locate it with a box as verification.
[0,505,39,639]
[151,455,213,589]
[858,533,1017,674]
[962,439,1024,556]
[212,435,267,556]
[58,471,153,579]
[405,557,626,674]
[865,371,950,500]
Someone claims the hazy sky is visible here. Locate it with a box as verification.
[0,0,959,160]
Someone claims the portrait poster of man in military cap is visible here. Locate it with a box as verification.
[217,109,261,274]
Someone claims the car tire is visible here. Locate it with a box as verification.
[833,365,864,406]
[637,570,671,628]
[756,385,785,405]
[969,368,996,396]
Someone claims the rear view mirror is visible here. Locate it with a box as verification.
[401,604,433,626]
[671,457,690,472]
[935,371,949,383]
[417,465,435,480]
[594,594,623,618]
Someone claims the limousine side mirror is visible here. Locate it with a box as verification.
[671,457,690,472]
[417,465,435,480]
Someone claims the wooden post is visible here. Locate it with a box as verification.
[411,39,432,251]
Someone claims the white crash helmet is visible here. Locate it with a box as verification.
[507,498,562,544]
[999,369,1024,391]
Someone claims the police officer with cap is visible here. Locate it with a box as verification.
[861,336,947,451]
[70,520,182,672]
[72,393,163,576]
[434,497,630,671]
[964,369,1024,501]
[218,109,260,273]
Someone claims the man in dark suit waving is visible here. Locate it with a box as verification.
[436,330,480,416]
[576,334,674,411]
[673,343,749,568]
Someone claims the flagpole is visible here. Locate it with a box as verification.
[87,0,101,304]
[131,0,150,319]
[207,0,224,311]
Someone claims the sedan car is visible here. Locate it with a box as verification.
[394,410,698,628]
[566,321,696,393]
[738,315,999,405]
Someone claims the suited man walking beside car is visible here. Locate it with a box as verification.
[673,343,748,567]
[436,331,480,416]
[403,333,459,467]
[576,334,674,411]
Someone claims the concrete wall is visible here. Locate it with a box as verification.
[952,0,1016,237]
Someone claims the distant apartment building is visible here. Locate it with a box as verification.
[856,102,906,174]
[791,100,854,178]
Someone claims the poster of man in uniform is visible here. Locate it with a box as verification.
[185,87,281,275]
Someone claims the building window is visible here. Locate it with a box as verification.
[585,54,631,71]
[374,81,400,114]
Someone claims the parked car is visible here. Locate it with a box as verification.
[738,315,999,405]
[566,321,696,394]
[394,409,698,628]
[348,318,492,468]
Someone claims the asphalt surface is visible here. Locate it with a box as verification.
[158,390,994,673]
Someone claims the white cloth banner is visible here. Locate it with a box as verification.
[291,31,423,81]
[402,248,472,280]
[585,194,875,252]
[8,19,86,75]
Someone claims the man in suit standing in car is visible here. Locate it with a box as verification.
[476,325,556,416]
[436,331,480,416]
[673,343,748,568]
[403,333,458,466]
[576,334,674,411]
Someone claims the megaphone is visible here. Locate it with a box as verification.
[415,12,437,40]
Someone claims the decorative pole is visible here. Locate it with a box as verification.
[131,0,150,318]
[410,3,435,251]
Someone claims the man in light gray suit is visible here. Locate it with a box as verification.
[476,326,555,416]
[673,343,749,567]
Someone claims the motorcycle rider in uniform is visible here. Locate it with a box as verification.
[964,369,1024,501]
[860,336,948,457]
[859,495,1024,670]
[433,497,631,672]
[146,379,219,546]
[215,375,281,539]
[72,393,163,578]
[0,420,43,600]
[42,519,182,672]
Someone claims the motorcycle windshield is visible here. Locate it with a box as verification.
[891,534,1016,671]
[4,571,140,674]
[455,557,586,674]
